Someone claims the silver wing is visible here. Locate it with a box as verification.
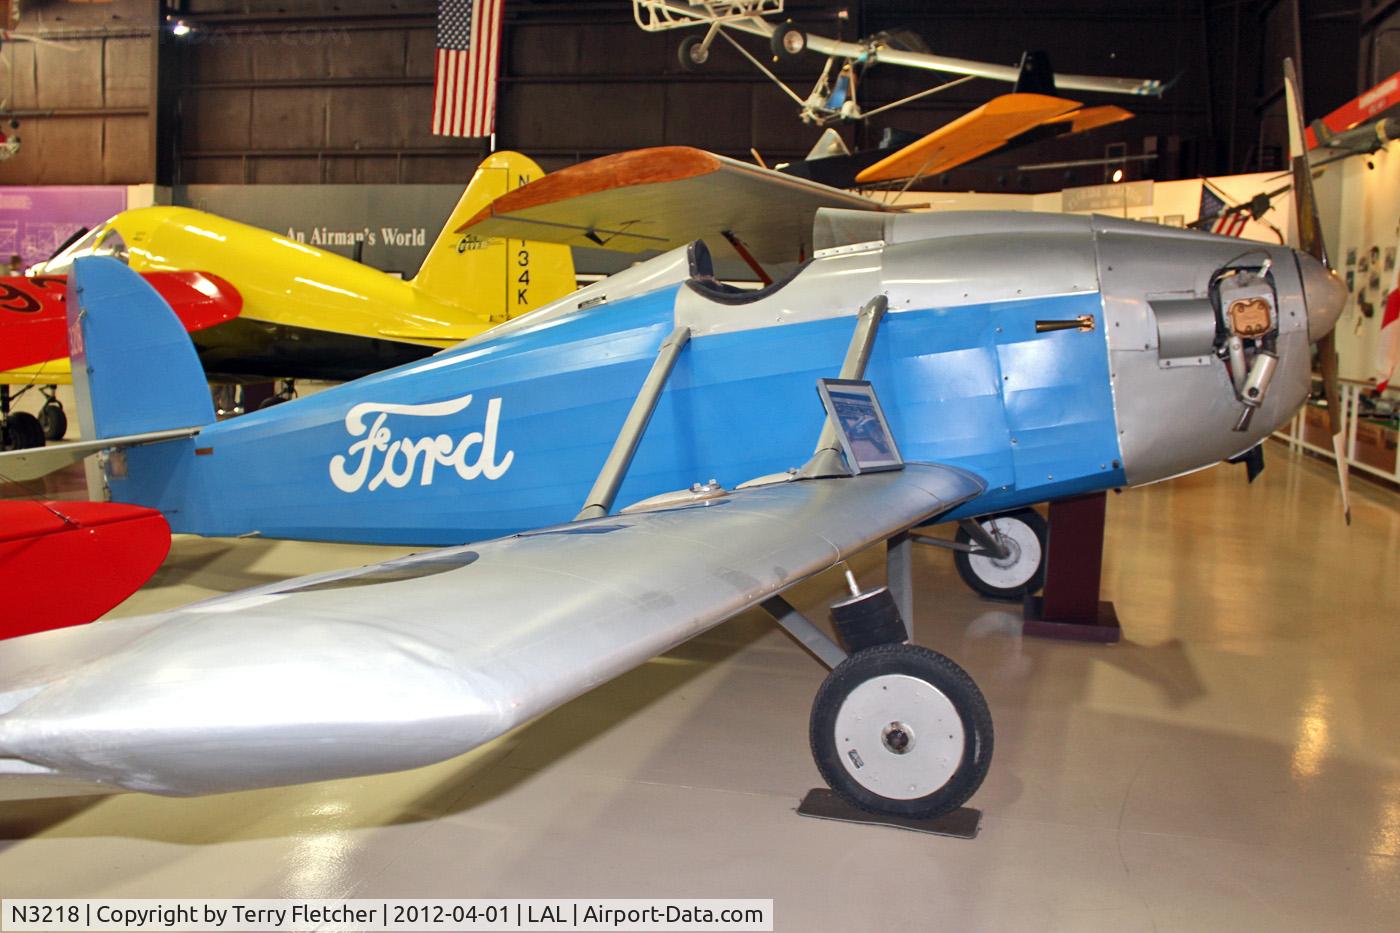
[0,464,983,800]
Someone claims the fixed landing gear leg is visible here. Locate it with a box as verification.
[773,542,990,835]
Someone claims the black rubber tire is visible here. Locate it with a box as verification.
[38,402,67,441]
[770,21,808,62]
[258,395,288,410]
[810,643,992,819]
[677,34,710,72]
[2,411,46,451]
[952,508,1048,600]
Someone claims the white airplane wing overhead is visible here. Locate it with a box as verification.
[714,14,1166,97]
[456,146,890,265]
[0,463,983,800]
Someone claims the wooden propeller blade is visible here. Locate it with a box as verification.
[1317,330,1352,525]
[1287,57,1349,524]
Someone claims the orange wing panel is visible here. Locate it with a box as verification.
[460,147,725,232]
[1060,105,1134,135]
[855,93,1083,184]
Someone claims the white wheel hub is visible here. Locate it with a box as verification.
[833,674,964,800]
[967,517,1041,589]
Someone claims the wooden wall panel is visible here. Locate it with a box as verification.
[4,42,40,111]
[185,157,246,184]
[397,153,488,185]
[251,35,329,81]
[500,82,668,151]
[181,88,252,151]
[403,28,437,79]
[0,1,1358,189]
[15,121,103,185]
[0,0,153,184]
[101,117,151,183]
[105,38,152,109]
[323,86,437,148]
[250,158,321,184]
[185,37,254,82]
[33,43,104,110]
[328,29,407,78]
[251,88,326,150]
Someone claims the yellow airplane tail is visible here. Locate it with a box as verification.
[410,151,575,322]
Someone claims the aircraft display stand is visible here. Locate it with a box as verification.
[1021,492,1120,643]
[796,789,982,839]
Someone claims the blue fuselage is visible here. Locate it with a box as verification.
[112,279,1125,545]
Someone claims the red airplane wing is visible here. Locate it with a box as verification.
[0,500,171,638]
[0,271,241,372]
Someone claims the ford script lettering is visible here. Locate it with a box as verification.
[329,394,514,493]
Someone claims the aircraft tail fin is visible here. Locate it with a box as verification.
[68,256,215,441]
[410,151,576,323]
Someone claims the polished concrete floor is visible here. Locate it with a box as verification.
[2,446,1398,931]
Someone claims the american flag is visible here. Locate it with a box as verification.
[1198,185,1248,237]
[433,0,504,138]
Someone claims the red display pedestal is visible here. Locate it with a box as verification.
[1022,492,1121,643]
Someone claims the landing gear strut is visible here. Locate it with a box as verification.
[38,386,66,440]
[766,538,992,824]
[949,508,1048,600]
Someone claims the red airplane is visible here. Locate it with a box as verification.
[0,500,171,638]
[0,271,242,374]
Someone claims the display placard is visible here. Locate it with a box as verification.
[816,378,903,473]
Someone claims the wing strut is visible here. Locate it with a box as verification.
[802,294,889,478]
[575,325,692,520]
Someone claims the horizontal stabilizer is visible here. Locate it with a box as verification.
[0,463,983,799]
[0,428,201,482]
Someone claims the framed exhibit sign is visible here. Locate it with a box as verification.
[816,378,904,473]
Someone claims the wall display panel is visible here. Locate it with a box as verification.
[0,186,128,270]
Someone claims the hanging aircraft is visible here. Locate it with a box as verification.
[633,1,1163,118]
[1304,68,1400,155]
[771,51,1136,190]
[634,1,1155,187]
[0,62,1345,822]
[0,151,578,449]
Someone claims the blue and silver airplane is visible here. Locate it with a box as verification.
[0,64,1346,821]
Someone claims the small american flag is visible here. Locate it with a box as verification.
[1211,210,1249,238]
[1198,185,1248,237]
[433,0,504,138]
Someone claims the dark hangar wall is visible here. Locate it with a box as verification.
[0,0,156,185]
[0,1,1378,190]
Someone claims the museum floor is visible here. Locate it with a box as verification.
[1,446,1398,931]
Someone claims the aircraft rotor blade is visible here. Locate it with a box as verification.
[1286,57,1350,524]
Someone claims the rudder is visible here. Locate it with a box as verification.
[68,256,215,440]
[410,151,576,323]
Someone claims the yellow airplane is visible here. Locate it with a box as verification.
[3,150,575,386]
